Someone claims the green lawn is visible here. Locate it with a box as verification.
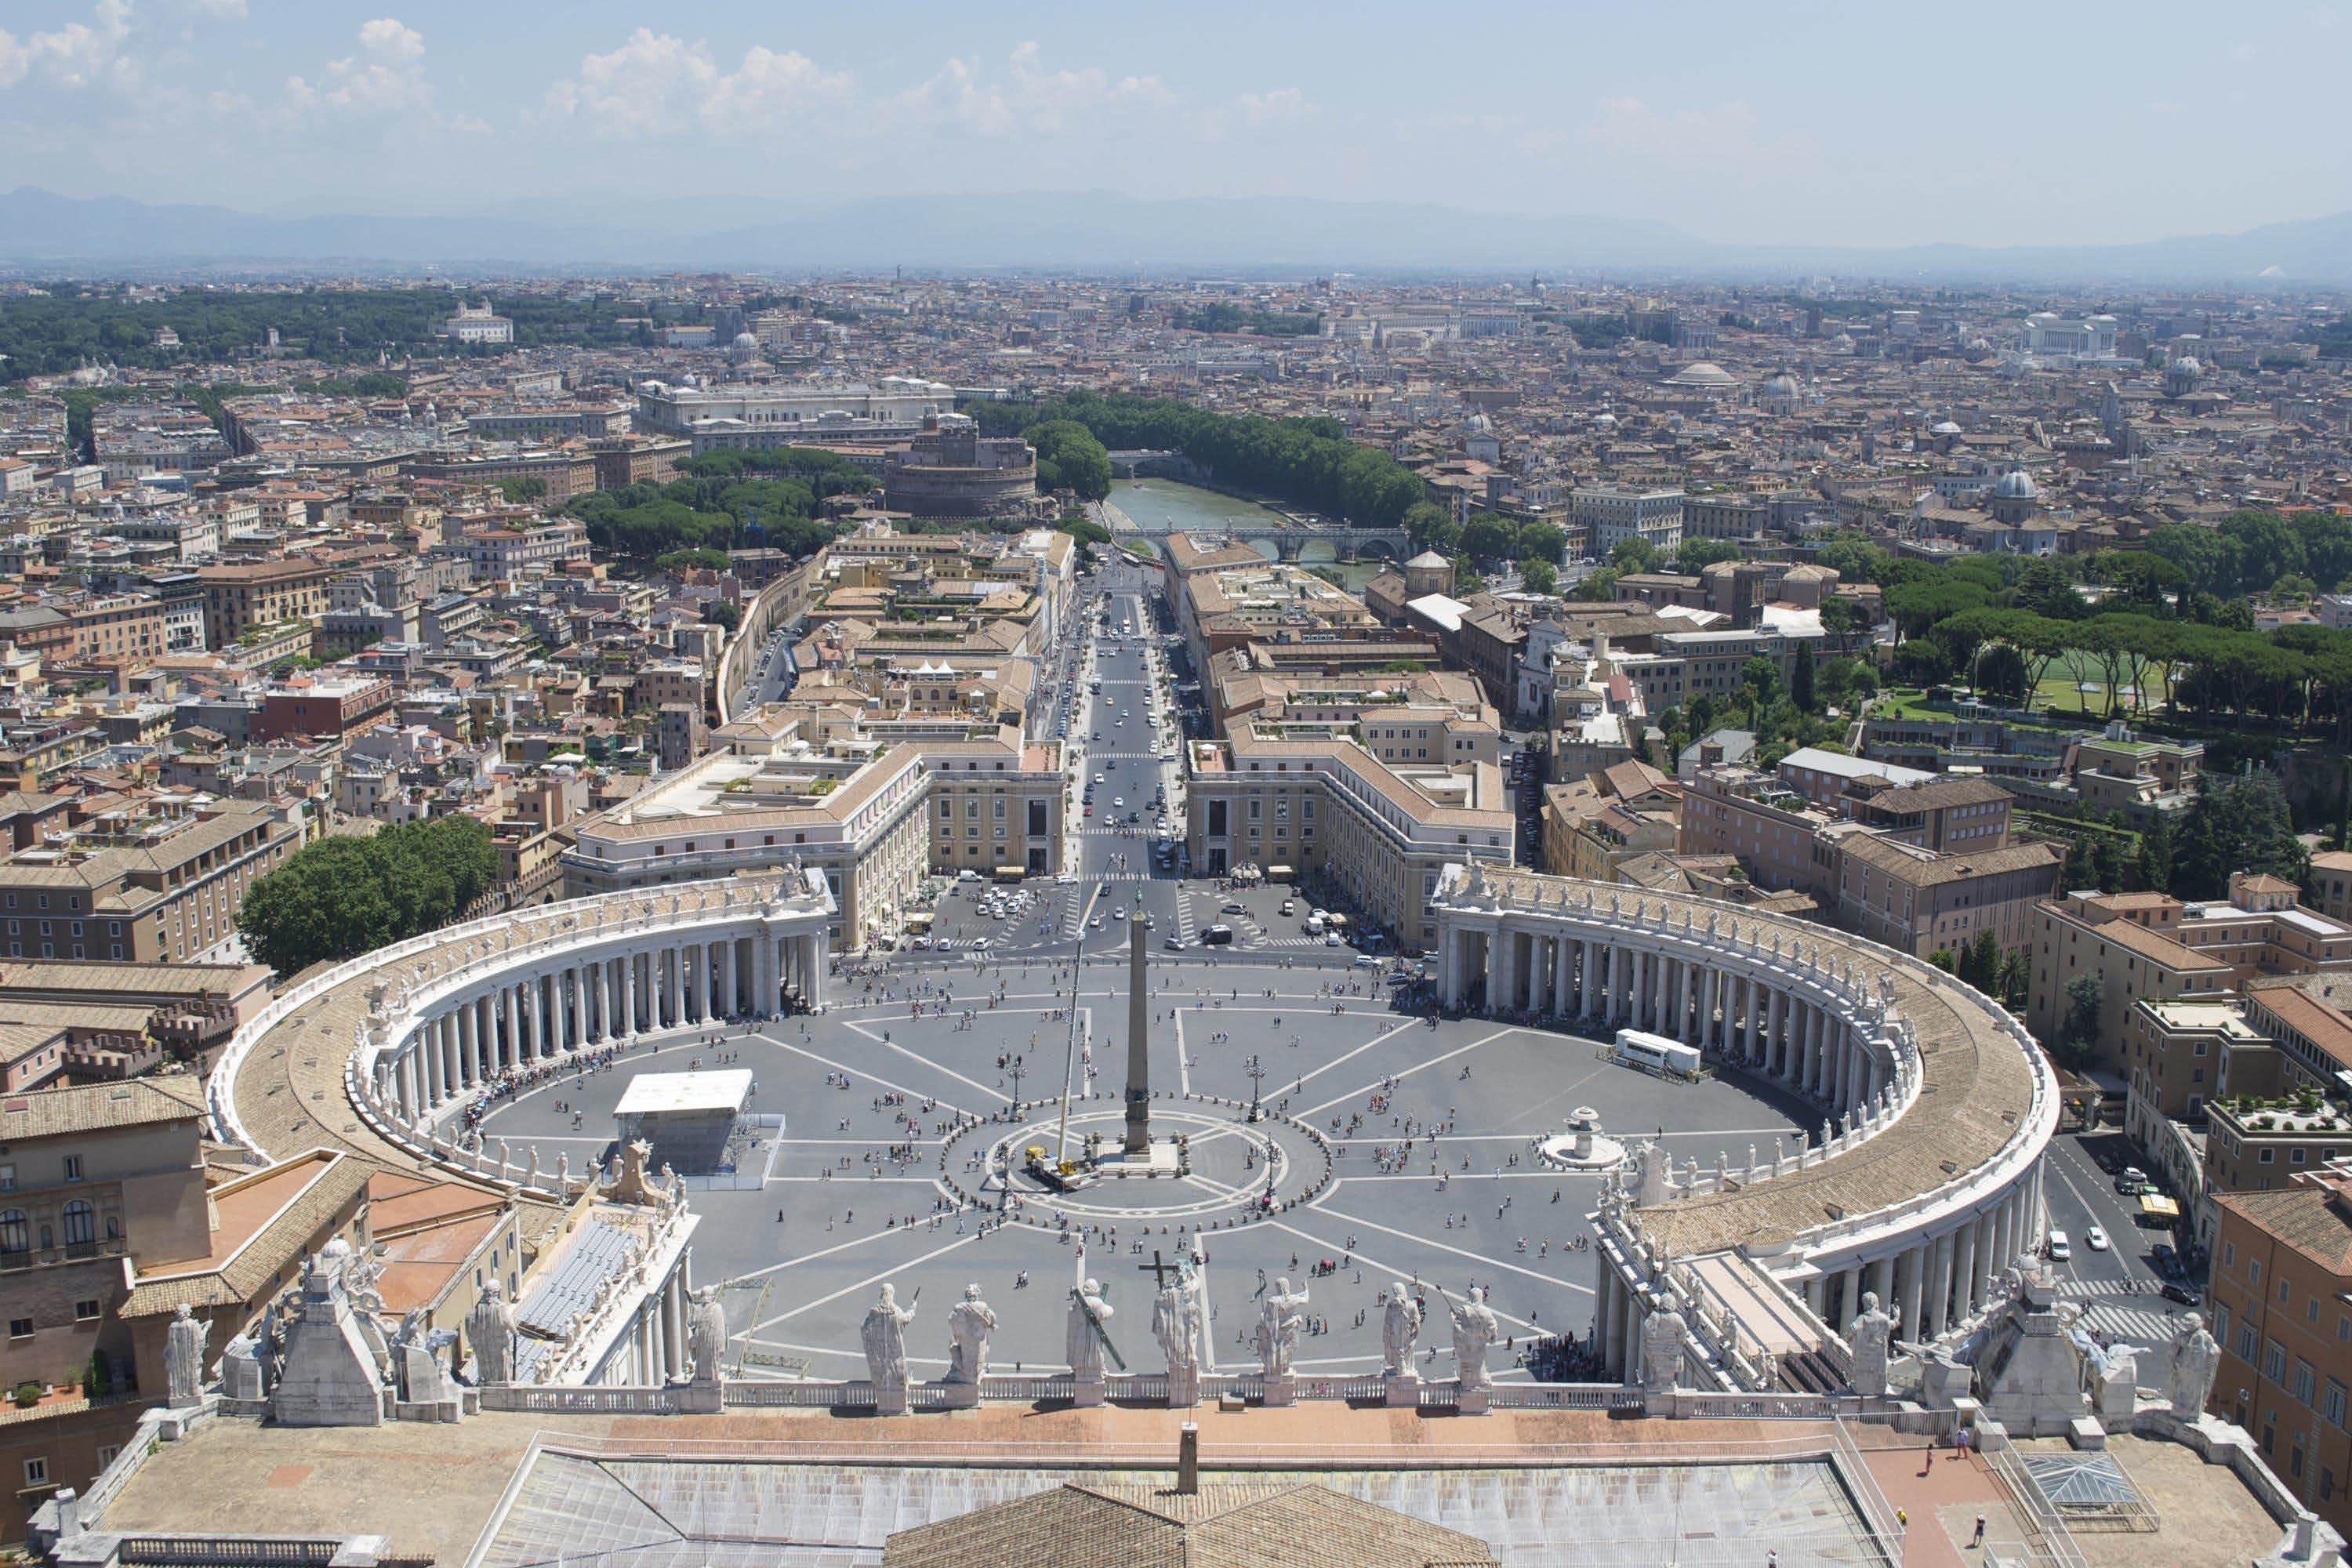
[2031,646,2170,718]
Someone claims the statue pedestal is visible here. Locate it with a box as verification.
[674,1381,722,1415]
[1072,1374,1106,1409]
[1261,1372,1296,1407]
[938,1379,981,1409]
[1384,1373,1422,1408]
[1456,1382,1491,1416]
[874,1377,909,1417]
[1166,1367,1200,1408]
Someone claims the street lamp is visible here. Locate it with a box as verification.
[1006,1053,1026,1114]
[1244,1053,1265,1122]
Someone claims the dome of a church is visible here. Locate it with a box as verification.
[1993,470,2038,500]
[1664,361,1739,389]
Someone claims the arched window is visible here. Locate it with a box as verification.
[0,1209,26,1254]
[61,1200,94,1247]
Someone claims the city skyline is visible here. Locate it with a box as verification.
[3,0,2350,253]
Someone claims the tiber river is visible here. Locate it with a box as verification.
[1105,477,1389,591]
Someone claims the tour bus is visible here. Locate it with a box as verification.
[993,865,1026,885]
[1612,1028,1701,1081]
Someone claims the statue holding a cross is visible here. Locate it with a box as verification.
[1145,1248,1209,1406]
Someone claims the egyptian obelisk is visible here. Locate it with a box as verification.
[1123,916,1152,1154]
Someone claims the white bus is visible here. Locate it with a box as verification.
[1613,1028,1701,1080]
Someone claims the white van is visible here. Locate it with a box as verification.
[1305,914,1327,935]
[2045,1228,2072,1261]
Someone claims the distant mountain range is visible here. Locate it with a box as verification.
[4,184,2350,284]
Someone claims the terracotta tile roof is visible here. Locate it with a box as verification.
[2214,1185,2352,1275]
[0,1074,205,1140]
[882,1481,1499,1568]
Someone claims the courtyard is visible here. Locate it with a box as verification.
[474,949,1813,1384]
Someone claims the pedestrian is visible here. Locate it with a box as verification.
[1970,1512,1986,1545]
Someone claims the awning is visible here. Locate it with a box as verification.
[2138,1194,2181,1220]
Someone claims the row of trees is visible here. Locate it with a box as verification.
[564,448,874,563]
[970,390,1425,530]
[0,286,673,379]
[236,816,499,976]
[1170,303,1322,336]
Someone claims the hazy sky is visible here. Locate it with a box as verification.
[5,0,2347,249]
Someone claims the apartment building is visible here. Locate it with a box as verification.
[2029,875,2352,1065]
[1540,760,1682,884]
[196,557,342,648]
[1185,719,1513,951]
[560,719,1064,946]
[0,797,305,964]
[2207,1168,2352,1534]
[1570,485,1683,557]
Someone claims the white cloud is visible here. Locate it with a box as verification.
[283,16,434,118]
[895,42,1172,136]
[0,0,138,92]
[1580,95,1765,164]
[357,17,423,63]
[542,29,851,137]
[1190,85,1315,142]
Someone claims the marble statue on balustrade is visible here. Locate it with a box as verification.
[466,1279,518,1386]
[1633,1138,1671,1207]
[686,1285,727,1385]
[861,1283,917,1395]
[165,1302,207,1410]
[1450,1286,1499,1397]
[1381,1282,1423,1380]
[1849,1290,1893,1399]
[946,1283,997,1385]
[2167,1319,2222,1420]
[1640,1290,1688,1397]
[1152,1254,1207,1401]
[1254,1276,1308,1379]
[1067,1277,1114,1382]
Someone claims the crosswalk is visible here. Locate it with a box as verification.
[2049,1280,2198,1346]
[2075,1300,2198,1345]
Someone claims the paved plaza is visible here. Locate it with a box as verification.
[474,951,1813,1383]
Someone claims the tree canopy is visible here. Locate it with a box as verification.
[236,815,498,976]
[1021,419,1113,501]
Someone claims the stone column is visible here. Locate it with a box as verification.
[662,1272,686,1381]
[456,1002,478,1087]
[523,973,543,1058]
[622,952,640,1037]
[1864,1255,1892,1319]
[716,939,734,1018]
[1993,1192,2018,1281]
[1952,1218,1980,1323]
[1553,937,1573,1018]
[1899,1243,1926,1342]
[1602,943,1620,1025]
[1762,988,1783,1077]
[1579,939,1599,1017]
[805,933,826,1009]
[1927,1229,1955,1340]
[398,1047,420,1120]
[441,1014,461,1098]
